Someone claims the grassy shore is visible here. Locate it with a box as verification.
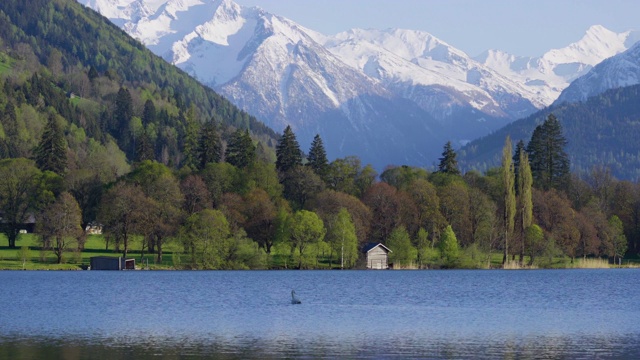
[1,233,637,270]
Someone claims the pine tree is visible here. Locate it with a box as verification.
[526,114,570,191]
[276,125,302,174]
[225,129,255,168]
[34,113,67,175]
[501,136,516,266]
[197,119,222,169]
[437,141,460,175]
[135,130,155,162]
[142,99,156,126]
[181,106,200,169]
[307,134,329,181]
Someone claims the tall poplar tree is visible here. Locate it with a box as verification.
[517,149,533,264]
[34,113,67,175]
[526,114,570,191]
[502,136,516,266]
[307,134,329,182]
[437,141,460,175]
[276,125,302,174]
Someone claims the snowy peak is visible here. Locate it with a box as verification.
[556,41,640,104]
[475,25,640,105]
[543,25,629,66]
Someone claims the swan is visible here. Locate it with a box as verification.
[291,290,301,304]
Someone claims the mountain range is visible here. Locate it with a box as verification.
[79,0,640,169]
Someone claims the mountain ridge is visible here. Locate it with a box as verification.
[78,0,640,169]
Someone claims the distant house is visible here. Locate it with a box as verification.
[90,256,135,270]
[363,243,392,269]
[85,222,103,235]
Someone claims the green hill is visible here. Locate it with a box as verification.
[0,0,277,166]
[459,84,640,180]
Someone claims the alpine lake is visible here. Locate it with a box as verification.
[1,269,639,359]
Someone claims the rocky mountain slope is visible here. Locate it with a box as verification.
[79,0,640,169]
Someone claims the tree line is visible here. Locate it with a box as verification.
[1,113,637,269]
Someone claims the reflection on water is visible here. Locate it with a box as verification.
[1,269,640,359]
[2,333,639,359]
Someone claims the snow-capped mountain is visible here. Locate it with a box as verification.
[77,0,640,169]
[475,25,640,105]
[555,41,640,104]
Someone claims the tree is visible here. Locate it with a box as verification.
[309,190,371,246]
[525,224,545,265]
[98,182,150,259]
[0,158,49,248]
[516,147,533,263]
[439,225,460,267]
[326,208,358,269]
[437,141,460,175]
[180,209,231,269]
[526,114,570,191]
[180,175,211,215]
[363,182,401,243]
[141,99,156,126]
[34,113,67,175]
[386,225,417,268]
[38,192,82,264]
[609,215,627,265]
[281,165,325,210]
[501,136,516,265]
[275,125,302,174]
[225,129,255,169]
[243,188,277,253]
[197,120,222,169]
[307,134,329,182]
[289,210,325,269]
[181,106,200,170]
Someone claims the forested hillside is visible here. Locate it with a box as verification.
[459,84,640,180]
[0,0,277,166]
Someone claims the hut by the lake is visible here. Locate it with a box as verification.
[363,243,392,269]
[90,256,135,270]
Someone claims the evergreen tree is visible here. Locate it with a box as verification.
[526,114,570,191]
[437,141,460,175]
[135,130,155,162]
[225,129,255,168]
[34,113,67,175]
[276,125,302,174]
[197,119,222,169]
[501,136,516,266]
[142,99,156,126]
[181,106,200,169]
[114,87,133,133]
[307,134,329,181]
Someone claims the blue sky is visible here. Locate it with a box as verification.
[234,0,640,57]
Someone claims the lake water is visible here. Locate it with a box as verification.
[1,269,639,359]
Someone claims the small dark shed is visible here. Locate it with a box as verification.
[90,256,135,270]
[363,243,392,269]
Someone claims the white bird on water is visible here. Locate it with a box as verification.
[291,290,301,304]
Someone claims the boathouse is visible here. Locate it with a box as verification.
[363,243,392,269]
[90,256,135,270]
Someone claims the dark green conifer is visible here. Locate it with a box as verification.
[225,129,255,168]
[34,113,67,175]
[437,141,460,175]
[526,114,570,190]
[307,134,329,181]
[275,125,302,174]
[198,119,222,169]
